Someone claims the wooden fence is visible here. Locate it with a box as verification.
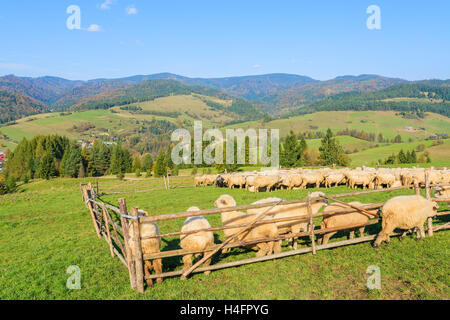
[80,176,450,293]
[98,176,195,195]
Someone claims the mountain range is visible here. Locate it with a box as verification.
[0,72,448,123]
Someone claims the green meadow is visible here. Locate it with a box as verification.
[0,177,448,300]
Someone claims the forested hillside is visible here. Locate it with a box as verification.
[70,79,263,120]
[297,82,450,117]
[0,91,47,124]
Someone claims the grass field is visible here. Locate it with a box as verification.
[0,177,449,300]
[114,94,234,125]
[228,111,450,140]
[1,109,449,167]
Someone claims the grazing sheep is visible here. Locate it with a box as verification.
[324,173,346,188]
[248,192,328,249]
[251,175,280,192]
[373,195,439,247]
[346,172,375,190]
[435,186,450,199]
[375,173,396,189]
[129,215,163,287]
[228,174,246,189]
[300,172,323,189]
[214,195,281,256]
[318,202,375,245]
[288,174,303,190]
[215,175,227,188]
[180,207,215,275]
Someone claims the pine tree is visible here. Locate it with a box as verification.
[142,154,153,175]
[92,141,111,176]
[155,149,166,177]
[282,131,302,167]
[132,155,142,172]
[319,129,350,166]
[410,150,417,163]
[109,143,131,177]
[39,152,56,180]
[398,149,407,164]
[81,147,94,177]
[62,145,83,178]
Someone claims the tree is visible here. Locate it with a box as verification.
[281,131,304,167]
[154,149,166,177]
[142,154,153,172]
[61,145,83,178]
[92,141,111,176]
[81,147,94,177]
[377,133,384,143]
[302,147,321,166]
[109,143,132,177]
[410,150,417,163]
[398,149,407,164]
[319,129,350,166]
[132,155,142,172]
[39,152,56,180]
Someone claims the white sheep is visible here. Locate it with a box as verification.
[248,192,328,250]
[373,195,439,247]
[129,216,163,287]
[214,195,281,257]
[318,202,376,245]
[180,207,215,275]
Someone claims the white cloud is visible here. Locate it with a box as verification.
[100,0,113,10]
[252,64,261,69]
[87,24,102,32]
[126,5,138,15]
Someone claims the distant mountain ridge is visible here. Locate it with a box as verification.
[1,72,449,122]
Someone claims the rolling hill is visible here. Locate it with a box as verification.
[299,81,450,117]
[0,90,47,124]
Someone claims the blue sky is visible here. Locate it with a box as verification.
[0,0,449,81]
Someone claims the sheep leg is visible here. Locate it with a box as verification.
[273,240,282,254]
[321,232,336,245]
[399,231,408,241]
[182,254,193,272]
[358,227,365,238]
[349,230,355,240]
[203,254,212,276]
[144,261,154,287]
[417,225,426,240]
[255,243,269,257]
[292,235,299,250]
[153,259,163,283]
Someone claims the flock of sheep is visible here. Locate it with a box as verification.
[130,189,447,286]
[194,167,450,192]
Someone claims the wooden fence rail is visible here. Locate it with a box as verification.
[80,177,450,293]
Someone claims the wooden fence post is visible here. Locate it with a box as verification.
[131,207,145,293]
[87,183,99,223]
[101,204,115,258]
[82,186,101,238]
[425,171,434,237]
[307,193,316,255]
[414,181,420,196]
[119,198,137,290]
